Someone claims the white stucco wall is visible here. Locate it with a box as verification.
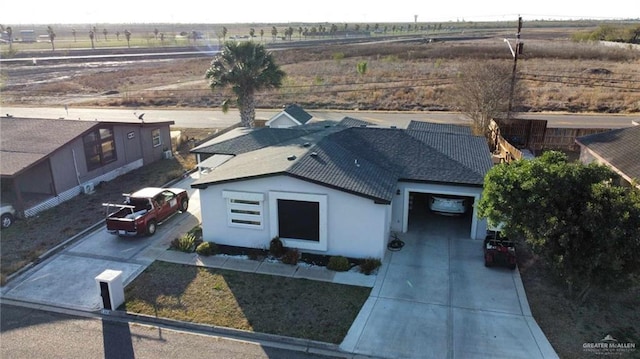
[266,113,298,128]
[391,181,488,240]
[198,175,390,259]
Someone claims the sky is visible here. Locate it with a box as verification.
[1,0,637,25]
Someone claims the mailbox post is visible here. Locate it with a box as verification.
[95,269,124,310]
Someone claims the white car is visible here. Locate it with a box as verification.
[1,203,16,229]
[428,195,469,215]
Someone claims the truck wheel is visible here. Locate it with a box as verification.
[180,198,189,213]
[146,220,157,236]
[484,254,492,267]
[1,213,14,229]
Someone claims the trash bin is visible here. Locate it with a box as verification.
[95,269,124,310]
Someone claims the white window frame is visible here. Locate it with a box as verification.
[223,191,264,229]
[151,128,161,147]
[269,191,327,252]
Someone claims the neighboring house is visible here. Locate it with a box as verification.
[265,104,313,128]
[575,125,640,189]
[191,118,492,260]
[0,117,174,217]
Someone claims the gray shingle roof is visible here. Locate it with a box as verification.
[288,139,399,202]
[192,120,492,203]
[407,120,473,135]
[1,117,98,176]
[576,126,640,182]
[283,104,313,124]
[191,127,324,155]
[338,117,375,128]
[1,117,175,177]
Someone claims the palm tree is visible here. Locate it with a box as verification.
[124,29,131,48]
[103,28,108,41]
[5,26,13,51]
[47,26,56,51]
[72,28,77,42]
[89,30,95,49]
[205,42,285,128]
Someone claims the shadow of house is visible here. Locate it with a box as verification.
[0,117,174,217]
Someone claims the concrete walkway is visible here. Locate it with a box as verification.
[339,228,559,359]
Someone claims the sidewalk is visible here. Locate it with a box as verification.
[140,235,377,288]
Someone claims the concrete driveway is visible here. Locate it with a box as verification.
[0,175,201,311]
[340,220,558,359]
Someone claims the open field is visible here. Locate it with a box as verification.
[2,24,639,114]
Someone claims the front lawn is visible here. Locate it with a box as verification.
[123,261,371,344]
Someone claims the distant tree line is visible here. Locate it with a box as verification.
[572,24,640,43]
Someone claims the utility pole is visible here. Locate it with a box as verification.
[505,16,523,120]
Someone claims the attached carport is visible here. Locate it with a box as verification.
[391,182,487,240]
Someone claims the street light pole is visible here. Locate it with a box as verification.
[506,16,523,120]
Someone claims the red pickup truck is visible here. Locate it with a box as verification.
[103,187,189,236]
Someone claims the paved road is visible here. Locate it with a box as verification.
[1,106,637,129]
[0,303,346,359]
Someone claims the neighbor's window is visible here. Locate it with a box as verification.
[152,129,161,147]
[83,127,117,171]
[222,191,264,229]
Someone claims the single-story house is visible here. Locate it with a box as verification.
[191,118,492,260]
[575,124,640,189]
[265,104,313,128]
[0,117,174,217]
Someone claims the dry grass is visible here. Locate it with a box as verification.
[124,261,371,344]
[517,242,640,358]
[2,35,638,113]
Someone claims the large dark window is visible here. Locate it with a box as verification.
[83,127,117,171]
[277,199,320,242]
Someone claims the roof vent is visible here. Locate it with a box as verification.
[359,124,367,128]
[303,142,311,147]
[287,155,297,161]
[390,126,397,129]
[310,152,318,157]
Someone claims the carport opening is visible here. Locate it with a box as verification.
[408,192,473,237]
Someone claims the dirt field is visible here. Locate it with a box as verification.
[2,29,639,113]
[1,26,639,358]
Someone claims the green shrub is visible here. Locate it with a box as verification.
[170,233,196,253]
[281,249,300,265]
[195,241,218,256]
[327,256,350,272]
[359,257,382,275]
[269,237,286,258]
[188,225,203,239]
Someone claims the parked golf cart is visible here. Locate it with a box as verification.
[483,223,517,269]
